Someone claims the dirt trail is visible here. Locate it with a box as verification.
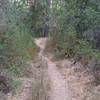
[35,38,72,100]
[6,38,95,100]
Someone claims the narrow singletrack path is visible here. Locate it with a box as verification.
[35,38,72,100]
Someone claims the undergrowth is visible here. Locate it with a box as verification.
[46,33,100,63]
[46,32,100,84]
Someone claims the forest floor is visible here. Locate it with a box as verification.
[5,38,99,100]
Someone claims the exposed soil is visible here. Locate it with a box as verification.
[35,38,72,100]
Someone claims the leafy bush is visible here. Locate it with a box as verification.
[47,0,100,61]
[0,0,37,77]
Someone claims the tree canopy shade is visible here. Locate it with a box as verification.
[46,0,100,60]
[0,0,37,76]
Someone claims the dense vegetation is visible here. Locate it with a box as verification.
[46,0,100,62]
[0,0,100,95]
[45,0,100,83]
[0,0,39,95]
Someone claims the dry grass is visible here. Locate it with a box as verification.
[56,60,97,100]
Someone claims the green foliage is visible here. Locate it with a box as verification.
[0,0,37,77]
[28,0,50,37]
[47,0,100,61]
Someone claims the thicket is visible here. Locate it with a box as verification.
[46,0,100,83]
[0,0,39,94]
[0,0,37,77]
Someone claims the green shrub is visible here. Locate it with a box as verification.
[0,0,38,77]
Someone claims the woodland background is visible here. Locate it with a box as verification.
[0,0,100,95]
